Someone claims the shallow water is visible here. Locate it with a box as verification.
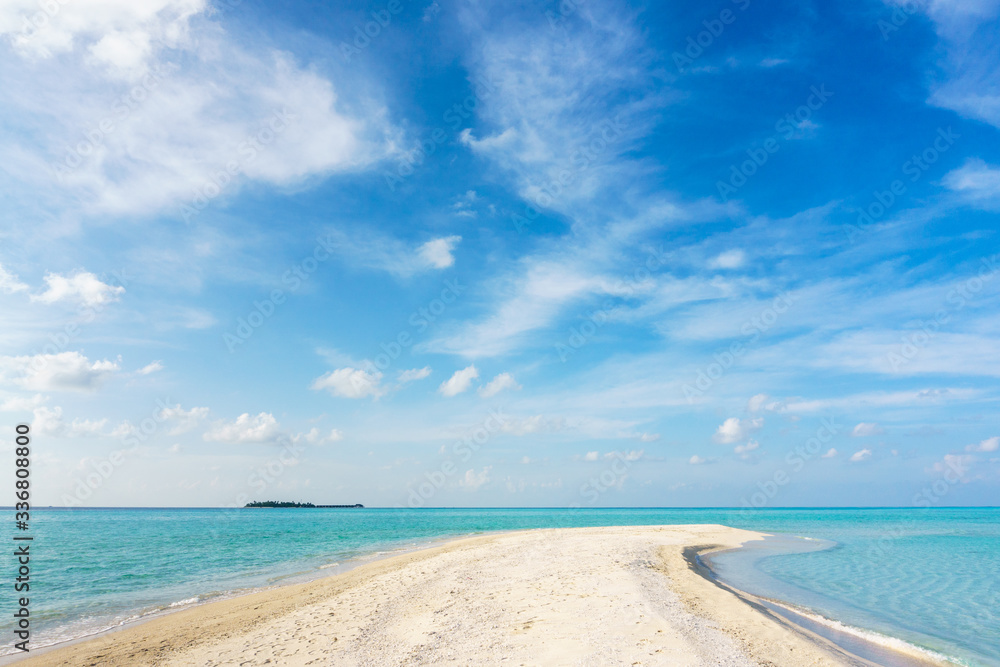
[2,507,997,664]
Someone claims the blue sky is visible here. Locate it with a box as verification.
[1,0,999,507]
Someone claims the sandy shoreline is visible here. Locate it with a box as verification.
[14,525,949,666]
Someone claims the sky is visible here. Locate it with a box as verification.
[0,0,999,508]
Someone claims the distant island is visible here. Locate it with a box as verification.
[243,501,364,508]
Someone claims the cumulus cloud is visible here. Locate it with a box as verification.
[636,432,660,442]
[966,436,999,453]
[747,393,769,413]
[0,351,120,391]
[849,448,872,463]
[851,422,884,437]
[417,235,461,269]
[398,367,431,384]
[157,404,209,435]
[30,272,124,307]
[708,249,745,270]
[689,455,716,465]
[459,466,491,490]
[714,417,763,444]
[734,439,760,458]
[439,364,478,397]
[311,367,383,399]
[31,406,108,437]
[822,448,838,458]
[478,372,520,398]
[583,451,599,461]
[0,264,28,294]
[203,412,280,444]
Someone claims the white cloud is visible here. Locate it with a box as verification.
[0,351,120,391]
[943,158,1000,208]
[157,404,209,435]
[708,249,745,270]
[931,454,974,478]
[747,393,769,413]
[31,406,64,435]
[0,264,28,294]
[294,427,343,445]
[459,466,491,490]
[605,449,644,462]
[851,422,884,437]
[478,372,521,398]
[734,439,760,458]
[203,412,280,444]
[714,417,763,444]
[689,455,715,465]
[30,272,124,307]
[417,236,461,269]
[137,361,163,375]
[966,436,999,453]
[324,231,462,278]
[31,405,108,437]
[0,394,46,411]
[1,0,205,62]
[311,367,384,399]
[822,448,838,458]
[636,432,660,442]
[0,0,397,216]
[583,451,599,461]
[439,365,478,397]
[849,448,872,463]
[397,367,432,384]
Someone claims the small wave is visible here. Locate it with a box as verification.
[767,599,967,666]
[319,562,340,569]
[169,597,200,608]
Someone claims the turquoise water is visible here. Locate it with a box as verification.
[2,508,997,664]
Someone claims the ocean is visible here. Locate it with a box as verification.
[2,507,997,665]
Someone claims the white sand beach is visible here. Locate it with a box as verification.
[19,525,942,666]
